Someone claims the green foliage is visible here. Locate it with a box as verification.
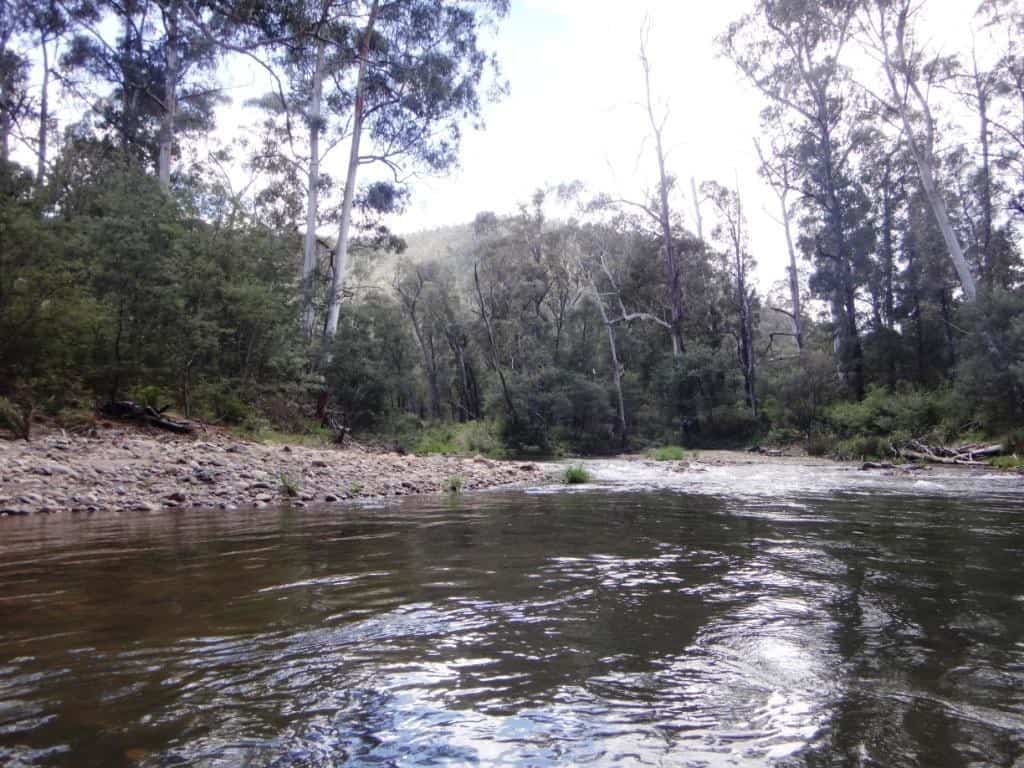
[825,386,951,440]
[562,464,591,484]
[647,445,686,461]
[444,475,464,494]
[325,298,417,430]
[375,418,508,458]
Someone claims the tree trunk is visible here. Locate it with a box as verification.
[912,143,977,302]
[641,39,683,356]
[878,5,978,302]
[592,287,628,447]
[690,176,703,241]
[324,0,380,341]
[158,2,178,190]
[473,262,518,423]
[36,38,49,184]
[977,77,994,282]
[753,140,803,354]
[301,39,326,339]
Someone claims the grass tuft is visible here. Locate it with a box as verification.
[444,475,464,494]
[278,472,301,498]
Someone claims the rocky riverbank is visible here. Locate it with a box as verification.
[0,427,548,516]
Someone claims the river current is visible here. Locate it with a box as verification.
[1,460,1022,767]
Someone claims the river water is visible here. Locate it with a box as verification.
[1,460,1023,767]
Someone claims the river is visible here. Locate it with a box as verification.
[1,460,1022,767]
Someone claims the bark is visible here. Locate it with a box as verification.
[301,38,326,339]
[158,2,179,190]
[324,0,380,341]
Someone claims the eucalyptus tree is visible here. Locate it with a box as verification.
[241,0,358,339]
[321,0,509,342]
[61,0,222,185]
[754,137,804,354]
[858,0,978,301]
[722,0,872,398]
[638,33,684,357]
[702,180,758,418]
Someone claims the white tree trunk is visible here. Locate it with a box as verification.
[301,39,326,339]
[324,0,379,341]
[158,3,178,190]
[876,2,978,302]
[779,187,804,352]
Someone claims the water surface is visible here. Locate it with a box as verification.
[1,461,1023,766]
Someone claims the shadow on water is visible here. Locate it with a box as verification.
[0,463,1023,766]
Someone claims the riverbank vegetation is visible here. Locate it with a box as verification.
[1,0,1023,463]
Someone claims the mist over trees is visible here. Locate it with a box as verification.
[2,0,1024,457]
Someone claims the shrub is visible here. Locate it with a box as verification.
[0,397,31,440]
[457,420,507,458]
[563,464,591,484]
[444,475,464,494]
[833,435,887,460]
[648,445,686,461]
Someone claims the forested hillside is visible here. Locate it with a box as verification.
[2,0,1024,459]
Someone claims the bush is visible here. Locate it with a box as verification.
[444,475,464,494]
[648,445,686,461]
[563,464,591,484]
[824,386,951,441]
[457,420,507,458]
[833,435,888,460]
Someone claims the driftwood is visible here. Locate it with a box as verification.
[895,438,1004,467]
[101,401,194,434]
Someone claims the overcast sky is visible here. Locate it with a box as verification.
[358,0,982,290]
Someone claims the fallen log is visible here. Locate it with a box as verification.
[861,461,895,470]
[100,401,194,434]
[898,448,990,467]
[954,443,1004,460]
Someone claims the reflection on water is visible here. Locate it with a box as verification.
[0,463,1022,767]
